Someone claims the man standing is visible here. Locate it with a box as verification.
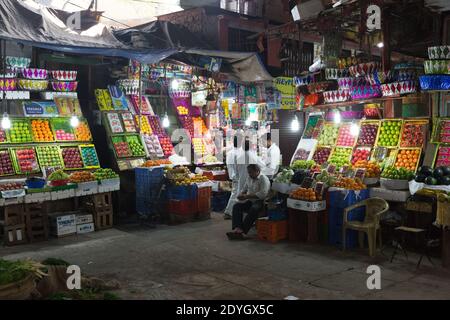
[227,164,271,240]
[223,134,244,220]
[261,132,281,180]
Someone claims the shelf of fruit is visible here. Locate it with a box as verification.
[312,147,331,165]
[431,118,450,144]
[336,123,357,147]
[93,168,119,181]
[36,146,64,169]
[351,147,372,165]
[141,159,172,168]
[290,188,323,201]
[69,171,96,183]
[51,118,76,142]
[400,120,428,148]
[11,147,40,174]
[352,160,381,178]
[302,116,324,139]
[394,148,421,172]
[433,145,450,168]
[318,123,339,146]
[356,120,380,147]
[328,147,353,169]
[376,119,403,148]
[148,116,174,158]
[331,177,366,191]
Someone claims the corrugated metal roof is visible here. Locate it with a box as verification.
[425,0,450,12]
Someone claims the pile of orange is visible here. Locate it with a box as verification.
[333,177,366,190]
[142,159,172,167]
[177,106,189,115]
[31,119,54,142]
[69,171,96,183]
[290,188,322,201]
[135,115,152,135]
[75,122,92,141]
[353,160,381,178]
[193,117,208,135]
[395,149,420,171]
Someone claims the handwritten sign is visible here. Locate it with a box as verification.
[354,168,366,180]
[301,177,314,189]
[274,77,296,110]
[327,164,337,175]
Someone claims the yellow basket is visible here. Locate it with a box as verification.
[437,194,450,227]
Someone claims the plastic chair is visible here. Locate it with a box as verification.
[342,197,389,257]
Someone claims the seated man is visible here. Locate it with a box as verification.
[227,164,271,240]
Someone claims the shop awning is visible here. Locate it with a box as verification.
[114,21,273,83]
[0,0,177,63]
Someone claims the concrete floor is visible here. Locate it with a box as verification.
[1,213,450,300]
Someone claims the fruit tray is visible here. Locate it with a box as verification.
[61,146,84,170]
[371,147,398,168]
[400,120,428,148]
[302,115,323,139]
[50,118,76,141]
[135,115,153,135]
[394,148,422,173]
[111,135,132,159]
[336,123,357,147]
[35,146,64,169]
[75,120,93,142]
[356,120,380,147]
[375,119,403,148]
[431,118,450,144]
[433,145,450,168]
[141,134,165,158]
[31,119,55,142]
[106,112,124,134]
[11,147,41,175]
[79,145,100,169]
[328,147,353,169]
[351,147,372,165]
[318,122,340,146]
[125,135,146,157]
[0,149,16,177]
[122,113,137,133]
[312,147,332,165]
[10,119,33,143]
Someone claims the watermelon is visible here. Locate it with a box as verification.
[433,167,444,179]
[419,166,433,177]
[415,174,426,183]
[425,176,437,185]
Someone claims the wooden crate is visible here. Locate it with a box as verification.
[23,203,49,243]
[256,219,288,244]
[3,204,25,226]
[84,193,113,230]
[1,224,27,246]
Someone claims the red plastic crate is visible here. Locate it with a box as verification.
[168,199,197,215]
[256,219,287,243]
[197,186,212,214]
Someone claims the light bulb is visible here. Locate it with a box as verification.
[350,122,360,136]
[377,42,384,48]
[245,118,251,126]
[334,111,341,124]
[291,115,300,132]
[171,79,179,90]
[1,113,11,130]
[163,114,170,128]
[70,115,79,128]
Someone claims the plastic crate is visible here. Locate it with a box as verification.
[268,208,287,221]
[212,192,231,212]
[167,185,198,201]
[168,199,197,215]
[135,167,164,187]
[197,186,212,214]
[136,197,157,216]
[328,189,370,209]
[256,218,287,243]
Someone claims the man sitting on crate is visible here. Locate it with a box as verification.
[226,164,271,240]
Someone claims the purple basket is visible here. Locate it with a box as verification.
[419,75,450,91]
[21,68,48,80]
[51,81,78,92]
[350,85,382,100]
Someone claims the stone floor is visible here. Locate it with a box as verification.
[1,213,450,300]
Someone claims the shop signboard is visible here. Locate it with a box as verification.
[23,101,59,117]
[274,77,296,110]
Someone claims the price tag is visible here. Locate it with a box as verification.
[301,177,314,189]
[339,165,350,175]
[327,164,336,174]
[354,168,366,180]
[117,160,129,171]
[314,182,325,197]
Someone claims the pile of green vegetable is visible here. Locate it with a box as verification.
[291,160,315,171]
[274,168,294,183]
[381,167,415,181]
[0,259,46,286]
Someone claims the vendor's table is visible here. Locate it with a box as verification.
[370,188,411,202]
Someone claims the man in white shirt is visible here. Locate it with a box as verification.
[223,135,244,219]
[227,164,271,240]
[261,133,281,180]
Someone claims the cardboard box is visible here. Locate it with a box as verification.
[75,181,99,197]
[76,214,93,225]
[77,223,95,234]
[24,192,51,204]
[287,198,326,212]
[40,91,78,100]
[370,187,410,202]
[50,214,76,237]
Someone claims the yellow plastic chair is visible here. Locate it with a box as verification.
[342,197,389,257]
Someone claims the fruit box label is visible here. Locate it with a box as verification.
[354,168,366,180]
[327,164,336,174]
[77,223,95,234]
[439,147,450,155]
